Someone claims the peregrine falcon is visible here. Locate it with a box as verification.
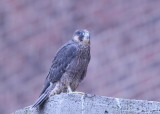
[32,29,91,108]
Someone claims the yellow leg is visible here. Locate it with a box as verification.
[67,86,73,93]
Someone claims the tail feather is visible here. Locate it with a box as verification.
[32,82,53,108]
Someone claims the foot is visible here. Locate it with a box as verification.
[70,91,85,94]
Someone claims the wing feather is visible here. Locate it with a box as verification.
[33,41,77,107]
[47,41,77,83]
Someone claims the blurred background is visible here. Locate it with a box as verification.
[0,0,160,114]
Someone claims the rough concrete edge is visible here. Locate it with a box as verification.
[13,93,160,114]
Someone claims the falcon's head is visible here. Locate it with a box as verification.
[73,29,90,44]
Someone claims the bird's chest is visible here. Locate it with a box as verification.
[74,49,89,68]
[64,45,90,77]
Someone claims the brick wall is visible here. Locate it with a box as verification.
[0,0,160,114]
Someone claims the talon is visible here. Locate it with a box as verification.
[71,91,85,94]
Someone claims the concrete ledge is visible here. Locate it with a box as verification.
[13,93,160,114]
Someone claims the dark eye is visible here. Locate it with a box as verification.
[76,31,81,35]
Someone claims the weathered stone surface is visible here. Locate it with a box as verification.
[13,93,160,114]
[1,0,160,114]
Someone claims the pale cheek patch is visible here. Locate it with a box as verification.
[73,36,80,42]
[83,37,90,44]
[73,36,90,44]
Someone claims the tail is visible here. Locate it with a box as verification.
[32,82,53,108]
